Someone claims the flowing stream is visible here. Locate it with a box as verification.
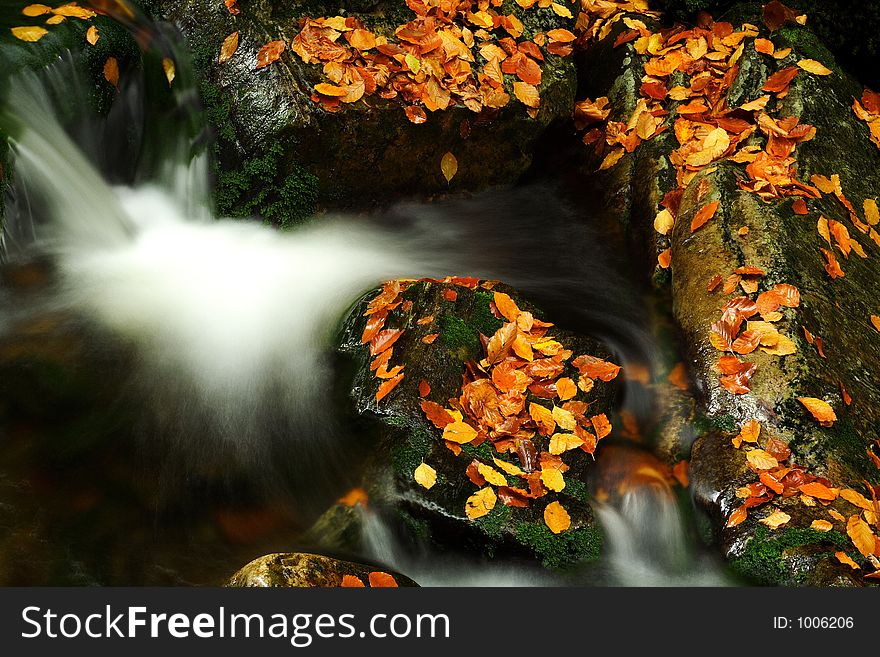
[0,12,729,586]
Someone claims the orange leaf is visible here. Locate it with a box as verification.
[440,152,458,182]
[104,57,119,87]
[341,574,365,587]
[256,40,286,69]
[726,504,748,527]
[846,515,877,557]
[762,66,799,93]
[797,396,836,427]
[835,551,860,570]
[690,200,720,232]
[798,482,837,500]
[418,379,430,397]
[376,373,403,402]
[368,571,398,587]
[219,31,240,64]
[493,292,521,322]
[555,377,577,401]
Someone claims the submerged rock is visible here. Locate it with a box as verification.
[328,279,621,572]
[227,552,418,587]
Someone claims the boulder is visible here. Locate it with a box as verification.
[572,3,880,584]
[227,552,418,587]
[150,0,579,219]
[326,278,621,572]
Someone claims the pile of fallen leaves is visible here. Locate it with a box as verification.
[229,0,659,122]
[853,86,880,149]
[725,418,880,579]
[11,2,177,88]
[360,278,619,535]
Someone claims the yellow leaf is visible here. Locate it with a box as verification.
[528,402,556,436]
[550,2,572,18]
[797,59,832,75]
[746,449,778,470]
[811,519,833,532]
[465,486,496,520]
[864,199,880,226]
[493,458,524,477]
[835,551,860,569]
[654,208,674,235]
[404,52,420,73]
[11,26,48,42]
[22,4,51,16]
[760,509,791,529]
[840,488,874,511]
[512,333,534,361]
[544,501,571,534]
[551,406,576,431]
[599,147,625,170]
[163,58,176,86]
[414,463,437,490]
[104,56,119,88]
[847,515,877,557]
[760,333,796,355]
[51,3,96,18]
[442,420,478,444]
[513,81,540,108]
[86,25,99,45]
[219,31,240,64]
[477,463,508,487]
[440,151,458,183]
[540,466,565,492]
[549,433,584,455]
[493,292,520,322]
[45,14,64,24]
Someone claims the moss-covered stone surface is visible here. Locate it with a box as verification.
[152,0,578,219]
[329,281,617,571]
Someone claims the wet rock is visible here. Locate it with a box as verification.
[227,552,418,587]
[330,280,620,572]
[572,6,880,584]
[151,1,578,216]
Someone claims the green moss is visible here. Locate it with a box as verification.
[472,291,505,335]
[710,413,737,434]
[562,478,591,505]
[390,425,432,477]
[475,503,512,542]
[729,525,851,585]
[515,521,603,571]
[441,314,480,354]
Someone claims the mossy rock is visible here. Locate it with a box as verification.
[332,280,619,571]
[153,0,578,220]
[227,552,418,587]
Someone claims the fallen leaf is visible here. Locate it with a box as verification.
[219,31,240,64]
[11,26,48,42]
[440,151,458,182]
[726,504,748,527]
[376,373,404,402]
[22,4,51,16]
[163,58,176,85]
[341,574,365,587]
[414,463,437,490]
[442,420,478,444]
[691,200,720,232]
[811,519,833,532]
[513,81,540,108]
[760,509,791,529]
[797,59,832,76]
[846,515,877,557]
[747,449,779,470]
[465,486,497,520]
[103,57,119,87]
[86,25,99,45]
[368,572,398,587]
[672,460,689,487]
[798,396,836,427]
[835,551,860,569]
[654,208,675,235]
[256,40,286,70]
[544,500,571,534]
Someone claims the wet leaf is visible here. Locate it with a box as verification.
[797,397,836,427]
[548,433,583,455]
[847,515,876,557]
[690,200,720,232]
[762,66,799,92]
[11,26,48,42]
[747,449,779,470]
[477,463,508,487]
[442,420,478,444]
[556,377,577,401]
[513,81,540,108]
[544,501,571,534]
[440,151,458,182]
[341,574,365,587]
[219,31,240,64]
[103,57,119,87]
[760,509,791,529]
[414,463,437,490]
[726,504,748,527]
[797,59,832,76]
[799,482,837,500]
[376,373,403,402]
[835,551,860,569]
[368,571,398,587]
[86,25,99,45]
[256,40,286,69]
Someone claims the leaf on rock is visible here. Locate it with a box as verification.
[103,57,119,87]
[256,40,286,69]
[442,420,478,444]
[797,397,836,427]
[86,25,99,45]
[746,449,779,471]
[11,26,48,42]
[797,59,832,76]
[368,571,399,587]
[690,200,720,232]
[760,509,791,529]
[543,501,571,534]
[440,151,458,182]
[846,515,877,557]
[375,373,403,402]
[811,519,833,532]
[341,574,365,587]
[835,551,860,570]
[465,486,497,520]
[414,463,437,490]
[219,31,240,64]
